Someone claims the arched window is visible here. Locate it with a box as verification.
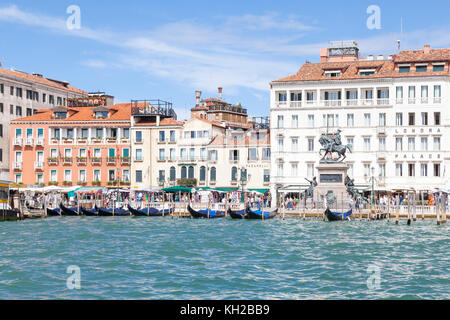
[181,166,187,179]
[231,166,238,181]
[210,167,216,182]
[200,166,206,181]
[170,167,176,181]
[188,166,194,179]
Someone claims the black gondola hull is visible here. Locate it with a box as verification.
[46,208,61,216]
[228,208,248,219]
[188,205,225,219]
[246,207,278,220]
[59,204,79,216]
[97,207,131,216]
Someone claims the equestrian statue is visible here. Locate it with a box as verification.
[319,129,352,162]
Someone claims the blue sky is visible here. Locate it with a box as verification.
[1,0,450,120]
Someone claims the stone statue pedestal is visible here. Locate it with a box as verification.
[315,162,350,209]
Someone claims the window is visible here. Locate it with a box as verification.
[277,163,284,177]
[159,149,165,161]
[421,113,428,125]
[277,116,284,128]
[0,103,3,113]
[135,170,143,183]
[379,164,386,178]
[408,164,415,177]
[57,97,63,105]
[290,92,301,101]
[64,170,72,182]
[379,138,386,151]
[135,131,142,142]
[291,115,298,128]
[0,83,3,94]
[291,163,298,176]
[415,65,427,73]
[210,167,216,182]
[199,166,206,182]
[0,125,2,137]
[433,137,441,151]
[170,130,176,142]
[264,169,270,183]
[307,164,314,179]
[408,113,415,126]
[408,137,415,151]
[347,138,354,148]
[79,170,86,183]
[262,148,271,160]
[308,139,314,152]
[10,105,13,115]
[170,148,176,161]
[420,163,428,177]
[421,86,428,101]
[231,167,238,181]
[347,114,354,127]
[363,138,371,152]
[169,167,176,182]
[308,115,314,127]
[229,150,239,161]
[364,164,371,178]
[180,148,187,160]
[200,148,206,160]
[434,112,441,125]
[15,174,22,184]
[360,70,375,76]
[248,148,258,161]
[188,166,194,179]
[50,170,57,182]
[433,64,444,72]
[16,88,22,98]
[421,137,428,151]
[135,149,143,161]
[181,166,187,179]
[291,138,298,152]
[434,164,441,177]
[190,131,196,139]
[396,138,403,151]
[93,170,101,182]
[159,131,165,142]
[49,95,55,105]
[396,113,403,126]
[434,85,441,102]
[408,86,416,102]
[278,93,287,102]
[0,149,2,162]
[396,164,403,177]
[122,128,130,138]
[189,148,195,160]
[364,113,371,127]
[396,87,403,102]
[348,164,354,177]
[379,113,386,127]
[209,150,217,161]
[16,106,22,116]
[10,86,14,95]
[43,93,46,103]
[325,70,341,77]
[399,66,410,73]
[278,138,284,152]
[158,170,165,183]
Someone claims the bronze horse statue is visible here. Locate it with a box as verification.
[319,135,352,162]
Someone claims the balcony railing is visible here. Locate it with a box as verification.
[107,157,117,165]
[91,157,102,165]
[77,157,87,165]
[13,162,22,170]
[35,138,44,146]
[62,137,74,144]
[13,138,22,146]
[121,157,131,165]
[24,138,34,146]
[62,157,73,165]
[34,162,44,170]
[48,158,58,166]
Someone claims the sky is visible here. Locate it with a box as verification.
[0,0,450,120]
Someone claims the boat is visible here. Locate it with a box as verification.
[325,208,353,221]
[46,207,61,216]
[228,208,248,219]
[246,207,278,220]
[188,205,225,219]
[59,204,80,216]
[80,206,98,216]
[97,207,131,216]
[128,205,173,217]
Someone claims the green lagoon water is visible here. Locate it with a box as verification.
[0,217,448,299]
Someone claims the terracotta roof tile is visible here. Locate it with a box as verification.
[0,67,87,95]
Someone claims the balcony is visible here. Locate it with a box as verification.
[62,137,74,144]
[121,157,131,165]
[106,137,118,144]
[48,158,58,166]
[377,152,387,160]
[24,138,34,146]
[324,100,341,107]
[77,157,87,166]
[107,157,117,165]
[134,139,143,145]
[35,138,44,147]
[433,97,442,104]
[77,137,88,144]
[91,157,102,165]
[91,137,104,144]
[34,161,44,171]
[62,157,73,165]
[13,162,22,171]
[13,138,23,146]
[120,137,130,144]
[376,99,389,105]
[276,101,287,108]
[289,101,302,108]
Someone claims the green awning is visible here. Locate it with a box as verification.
[213,187,239,192]
[248,188,270,194]
[162,186,193,193]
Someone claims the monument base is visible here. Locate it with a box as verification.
[315,162,351,209]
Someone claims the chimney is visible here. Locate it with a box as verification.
[218,87,223,100]
[195,90,202,106]
[424,44,431,54]
[320,48,328,63]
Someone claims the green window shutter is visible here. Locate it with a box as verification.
[109,149,115,157]
[123,148,129,157]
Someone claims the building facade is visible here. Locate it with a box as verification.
[0,67,87,180]
[270,42,449,200]
[131,90,271,191]
[10,99,132,187]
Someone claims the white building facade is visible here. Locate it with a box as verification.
[270,43,450,201]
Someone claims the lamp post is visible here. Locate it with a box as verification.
[371,166,375,206]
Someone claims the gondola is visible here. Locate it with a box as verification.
[246,207,278,220]
[80,206,98,216]
[97,207,131,217]
[325,208,352,221]
[128,205,173,217]
[59,204,80,216]
[46,207,61,216]
[187,205,225,219]
[228,208,248,219]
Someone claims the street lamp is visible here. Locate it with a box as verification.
[371,166,375,206]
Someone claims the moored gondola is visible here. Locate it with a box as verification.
[128,205,173,217]
[97,207,131,216]
[46,207,61,216]
[325,208,352,221]
[246,207,278,220]
[80,206,98,216]
[188,205,225,219]
[228,208,248,219]
[59,204,79,216]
